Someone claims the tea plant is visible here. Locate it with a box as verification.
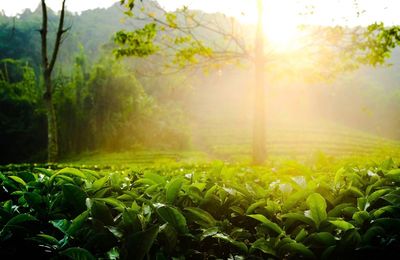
[0,159,399,259]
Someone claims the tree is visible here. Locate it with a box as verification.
[116,0,400,164]
[39,0,69,162]
[253,0,266,164]
[117,0,271,163]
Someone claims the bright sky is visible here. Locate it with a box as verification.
[1,0,399,48]
[1,0,399,26]
[1,0,398,54]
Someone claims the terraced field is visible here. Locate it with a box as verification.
[59,120,400,167]
[191,119,400,160]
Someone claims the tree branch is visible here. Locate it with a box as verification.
[48,0,69,74]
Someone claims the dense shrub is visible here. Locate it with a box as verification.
[1,159,400,259]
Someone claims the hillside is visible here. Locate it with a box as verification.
[0,1,399,162]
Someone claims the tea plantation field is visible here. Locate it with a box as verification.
[1,158,400,259]
[191,120,400,161]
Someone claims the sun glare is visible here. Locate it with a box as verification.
[262,2,302,51]
[264,19,300,50]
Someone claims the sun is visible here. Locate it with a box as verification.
[264,20,300,50]
[262,1,302,51]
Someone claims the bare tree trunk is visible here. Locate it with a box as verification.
[40,0,67,162]
[44,76,58,162]
[252,0,266,164]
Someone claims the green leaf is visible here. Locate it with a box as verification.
[62,184,87,213]
[372,218,400,233]
[81,169,100,179]
[67,210,89,236]
[347,186,364,198]
[165,178,183,204]
[334,167,346,185]
[352,211,370,225]
[50,219,70,234]
[282,213,314,226]
[204,184,218,202]
[342,206,358,218]
[295,228,308,242]
[329,219,355,231]
[372,205,399,218]
[91,200,114,225]
[122,209,141,233]
[35,234,59,245]
[386,168,400,181]
[24,192,43,209]
[0,213,37,239]
[284,190,310,211]
[143,172,165,185]
[230,206,245,215]
[200,227,219,240]
[60,247,95,260]
[96,197,126,210]
[368,189,390,204]
[306,193,327,229]
[123,225,159,260]
[306,232,336,246]
[327,203,353,217]
[145,183,161,195]
[3,200,12,212]
[321,245,336,260]
[156,205,188,234]
[362,226,385,244]
[279,242,316,259]
[213,233,248,253]
[246,200,267,214]
[184,207,216,227]
[114,23,159,58]
[3,213,37,228]
[50,168,86,182]
[357,197,370,211]
[92,176,109,191]
[381,158,395,170]
[107,247,119,260]
[187,186,203,202]
[250,238,276,256]
[8,176,27,186]
[248,214,283,235]
[110,173,121,189]
[159,223,178,252]
[35,167,53,177]
[382,193,400,205]
[341,229,361,247]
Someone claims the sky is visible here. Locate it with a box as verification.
[1,0,399,26]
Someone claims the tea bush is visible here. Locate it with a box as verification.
[0,160,400,259]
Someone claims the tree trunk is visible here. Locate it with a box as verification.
[40,0,67,162]
[252,0,266,164]
[44,78,58,162]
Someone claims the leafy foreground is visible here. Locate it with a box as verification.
[1,160,400,259]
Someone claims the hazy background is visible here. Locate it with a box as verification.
[1,1,399,163]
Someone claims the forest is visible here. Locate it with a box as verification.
[1,0,400,259]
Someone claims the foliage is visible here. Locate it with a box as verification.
[0,49,190,162]
[0,59,46,163]
[1,159,400,259]
[0,7,192,161]
[356,23,400,66]
[114,23,159,58]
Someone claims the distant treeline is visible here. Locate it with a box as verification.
[0,4,190,163]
